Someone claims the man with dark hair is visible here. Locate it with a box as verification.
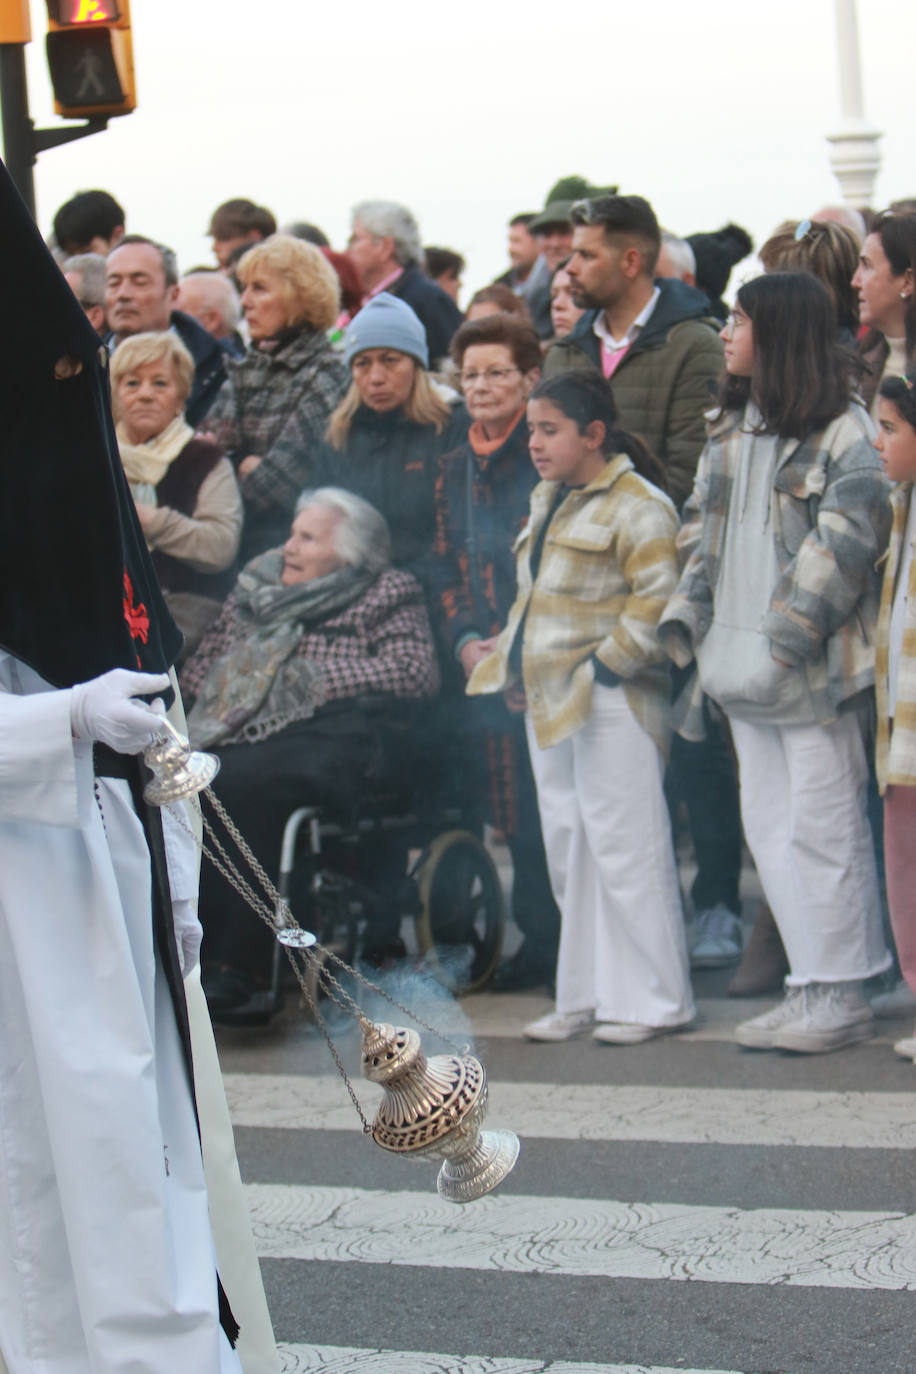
[424,246,465,302]
[546,193,743,972]
[207,198,277,270]
[105,235,228,424]
[494,213,540,292]
[546,193,722,509]
[52,188,125,256]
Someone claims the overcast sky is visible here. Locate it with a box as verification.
[15,0,916,300]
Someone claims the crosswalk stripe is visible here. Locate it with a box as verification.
[225,1073,916,1149]
[248,1183,916,1290]
[276,1346,739,1373]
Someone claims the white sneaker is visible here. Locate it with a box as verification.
[892,1037,916,1062]
[735,987,802,1049]
[771,982,875,1054]
[523,1010,594,1042]
[690,904,743,968]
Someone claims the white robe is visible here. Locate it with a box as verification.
[0,652,242,1374]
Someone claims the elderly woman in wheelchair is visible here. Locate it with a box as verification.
[180,486,441,1021]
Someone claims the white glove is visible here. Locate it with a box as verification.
[171,897,204,976]
[70,668,171,755]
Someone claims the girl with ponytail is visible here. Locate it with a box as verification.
[469,370,694,1043]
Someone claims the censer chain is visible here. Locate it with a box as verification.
[168,793,470,1053]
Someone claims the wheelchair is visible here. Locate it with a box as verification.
[264,713,507,1019]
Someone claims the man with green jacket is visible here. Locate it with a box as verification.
[545,194,745,973]
[543,194,722,511]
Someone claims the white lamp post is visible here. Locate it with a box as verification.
[826,0,882,208]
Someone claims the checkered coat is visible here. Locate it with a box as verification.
[658,404,890,740]
[206,327,348,560]
[875,483,916,791]
[180,568,439,744]
[468,454,679,752]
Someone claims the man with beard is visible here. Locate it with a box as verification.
[544,193,721,510]
[544,194,744,974]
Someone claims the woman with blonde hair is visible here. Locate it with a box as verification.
[111,329,242,655]
[206,233,348,560]
[317,293,467,577]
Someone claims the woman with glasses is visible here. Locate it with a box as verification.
[852,213,916,414]
[660,273,891,1054]
[431,314,561,991]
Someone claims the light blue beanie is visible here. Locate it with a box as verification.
[344,292,429,369]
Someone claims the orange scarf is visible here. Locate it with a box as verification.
[468,408,526,457]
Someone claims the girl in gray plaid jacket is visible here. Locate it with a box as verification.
[660,273,892,1055]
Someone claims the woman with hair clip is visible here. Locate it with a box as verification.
[760,218,861,337]
[660,272,892,1055]
[469,371,694,1042]
[852,212,916,413]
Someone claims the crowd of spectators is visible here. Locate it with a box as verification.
[49,183,916,1055]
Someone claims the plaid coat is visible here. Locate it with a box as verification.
[180,568,439,744]
[206,328,348,560]
[659,404,890,739]
[875,483,916,791]
[468,455,678,752]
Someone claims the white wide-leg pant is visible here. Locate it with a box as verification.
[729,713,890,986]
[526,686,694,1026]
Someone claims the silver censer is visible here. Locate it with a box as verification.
[361,1018,520,1203]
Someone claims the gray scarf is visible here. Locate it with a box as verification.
[187,549,376,747]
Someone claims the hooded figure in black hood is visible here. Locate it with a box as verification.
[0,168,181,687]
[0,160,242,1373]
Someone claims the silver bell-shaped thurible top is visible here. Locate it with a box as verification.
[360,1018,519,1203]
[142,717,221,806]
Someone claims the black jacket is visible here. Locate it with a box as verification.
[169,310,229,426]
[431,411,537,653]
[388,263,464,366]
[315,402,469,581]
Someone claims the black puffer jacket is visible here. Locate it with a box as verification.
[315,402,469,580]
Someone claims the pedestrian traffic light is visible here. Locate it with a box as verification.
[0,0,31,44]
[45,0,135,119]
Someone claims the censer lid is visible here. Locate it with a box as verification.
[360,1020,423,1084]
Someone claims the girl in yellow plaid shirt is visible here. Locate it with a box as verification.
[468,372,694,1043]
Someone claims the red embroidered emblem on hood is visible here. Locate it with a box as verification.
[123,572,150,644]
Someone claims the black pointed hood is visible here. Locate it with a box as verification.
[0,159,181,687]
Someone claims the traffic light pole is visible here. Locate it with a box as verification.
[0,38,109,220]
[0,40,35,214]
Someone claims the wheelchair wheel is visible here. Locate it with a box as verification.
[415,829,505,993]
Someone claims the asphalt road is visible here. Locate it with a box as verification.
[216,925,916,1374]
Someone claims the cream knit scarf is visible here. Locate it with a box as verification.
[117,414,195,487]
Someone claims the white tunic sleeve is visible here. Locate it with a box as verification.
[0,653,79,828]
